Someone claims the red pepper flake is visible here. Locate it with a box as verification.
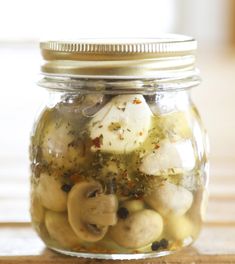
[132,98,142,104]
[122,170,128,178]
[139,131,143,136]
[70,173,82,183]
[91,135,103,148]
[127,181,134,188]
[154,144,160,149]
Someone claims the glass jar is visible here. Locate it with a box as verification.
[30,36,209,260]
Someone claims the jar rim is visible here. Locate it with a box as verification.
[38,72,201,93]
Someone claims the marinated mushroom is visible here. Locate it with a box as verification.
[45,210,82,249]
[82,94,111,117]
[122,199,145,213]
[166,215,193,241]
[68,181,118,242]
[41,117,86,170]
[200,190,209,222]
[109,209,163,249]
[30,192,45,224]
[36,172,67,212]
[146,92,190,115]
[144,181,193,216]
[89,94,153,153]
[139,139,195,175]
[188,188,208,222]
[58,94,109,119]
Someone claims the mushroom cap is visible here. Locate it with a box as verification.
[144,181,193,216]
[139,139,195,176]
[200,189,209,222]
[109,209,163,249]
[45,210,82,249]
[166,215,193,241]
[58,94,108,119]
[30,191,45,224]
[147,93,190,116]
[68,181,118,242]
[122,199,145,213]
[36,172,67,212]
[41,117,87,171]
[188,188,208,222]
[89,94,153,154]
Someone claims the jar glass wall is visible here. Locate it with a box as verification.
[30,37,209,259]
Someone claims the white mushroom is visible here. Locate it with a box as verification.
[58,94,108,119]
[144,181,193,216]
[36,172,67,212]
[68,181,118,242]
[45,210,82,249]
[147,92,190,115]
[109,209,163,249]
[122,199,145,213]
[41,118,86,170]
[139,139,195,175]
[200,189,209,222]
[166,215,193,241]
[36,223,49,242]
[188,188,208,222]
[30,192,45,223]
[89,94,152,153]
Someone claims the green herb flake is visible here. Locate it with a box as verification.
[108,122,121,131]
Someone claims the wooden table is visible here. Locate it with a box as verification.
[0,159,235,264]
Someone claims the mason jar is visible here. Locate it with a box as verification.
[30,36,209,260]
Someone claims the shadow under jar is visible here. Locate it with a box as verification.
[30,36,209,260]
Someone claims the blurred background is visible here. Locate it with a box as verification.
[0,0,234,222]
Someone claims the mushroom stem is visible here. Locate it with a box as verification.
[84,195,118,226]
[68,181,118,242]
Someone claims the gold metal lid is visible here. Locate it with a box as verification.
[40,35,197,79]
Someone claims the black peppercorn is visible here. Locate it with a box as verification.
[160,238,169,249]
[117,207,129,219]
[151,241,161,251]
[61,184,73,193]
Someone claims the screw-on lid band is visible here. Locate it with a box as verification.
[40,35,197,78]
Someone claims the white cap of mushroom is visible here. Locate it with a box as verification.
[139,139,196,175]
[89,94,153,153]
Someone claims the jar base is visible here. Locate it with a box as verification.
[49,247,174,260]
